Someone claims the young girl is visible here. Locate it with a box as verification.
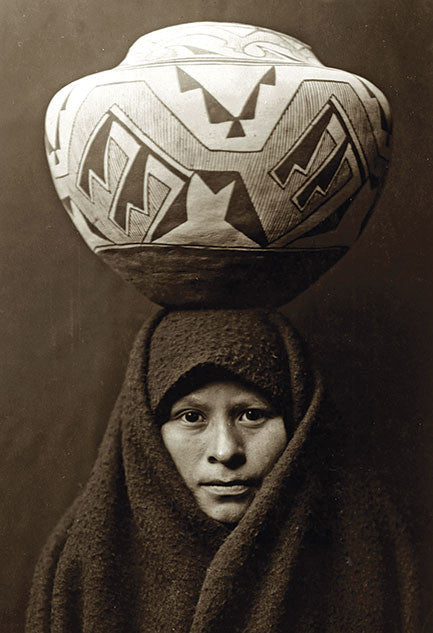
[27,309,420,632]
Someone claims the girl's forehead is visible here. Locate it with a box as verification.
[171,380,271,407]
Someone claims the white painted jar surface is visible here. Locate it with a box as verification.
[45,21,391,307]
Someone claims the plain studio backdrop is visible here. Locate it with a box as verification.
[1,1,432,631]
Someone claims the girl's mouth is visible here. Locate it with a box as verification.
[200,479,259,496]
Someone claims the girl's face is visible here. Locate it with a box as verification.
[161,380,287,524]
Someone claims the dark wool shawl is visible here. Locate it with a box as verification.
[27,309,420,633]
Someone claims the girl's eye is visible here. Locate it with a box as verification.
[239,408,269,423]
[180,410,203,424]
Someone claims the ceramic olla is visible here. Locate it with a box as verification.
[45,22,391,307]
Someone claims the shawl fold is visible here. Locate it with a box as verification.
[26,309,420,632]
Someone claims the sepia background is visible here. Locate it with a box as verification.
[1,1,432,630]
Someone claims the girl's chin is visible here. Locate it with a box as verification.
[196,491,254,524]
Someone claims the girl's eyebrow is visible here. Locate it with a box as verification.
[229,399,271,410]
[170,395,206,411]
[171,396,273,414]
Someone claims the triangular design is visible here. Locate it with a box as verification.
[151,185,188,242]
[128,208,149,240]
[176,66,277,133]
[226,179,268,247]
[144,63,289,150]
[177,66,234,124]
[174,65,279,140]
[238,67,276,121]
[197,171,238,194]
[177,66,201,93]
[184,45,222,56]
[198,170,267,246]
[227,120,246,138]
[238,85,260,120]
[202,88,234,124]
[261,66,277,86]
[114,145,148,231]
[147,174,170,216]
[78,115,113,197]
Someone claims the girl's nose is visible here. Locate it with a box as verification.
[206,421,246,467]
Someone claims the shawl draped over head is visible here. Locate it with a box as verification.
[27,309,420,633]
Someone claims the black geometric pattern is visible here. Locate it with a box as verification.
[151,170,267,246]
[150,186,188,242]
[176,66,276,138]
[77,108,267,246]
[77,111,187,234]
[72,74,389,251]
[270,96,367,212]
[199,171,268,246]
